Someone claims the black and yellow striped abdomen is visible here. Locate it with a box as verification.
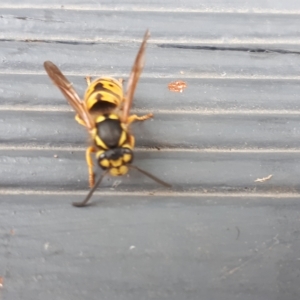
[84,77,123,112]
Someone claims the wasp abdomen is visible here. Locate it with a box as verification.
[85,78,123,111]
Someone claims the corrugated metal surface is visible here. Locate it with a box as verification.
[0,1,300,299]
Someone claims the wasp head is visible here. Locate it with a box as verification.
[96,148,133,176]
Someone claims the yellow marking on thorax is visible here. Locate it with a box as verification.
[121,143,133,150]
[108,114,119,120]
[95,135,108,150]
[118,130,127,146]
[95,113,118,124]
[95,115,106,124]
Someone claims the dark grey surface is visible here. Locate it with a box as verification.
[1,1,300,300]
[1,195,300,300]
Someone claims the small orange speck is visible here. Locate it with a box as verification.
[168,80,187,93]
[0,277,3,288]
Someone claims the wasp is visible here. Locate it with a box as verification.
[44,30,171,207]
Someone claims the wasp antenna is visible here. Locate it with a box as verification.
[72,170,109,207]
[129,165,171,188]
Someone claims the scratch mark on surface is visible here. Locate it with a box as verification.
[160,44,300,55]
[255,174,273,183]
[0,15,64,23]
[111,180,122,189]
[222,235,279,278]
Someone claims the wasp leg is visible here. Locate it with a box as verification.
[127,113,153,125]
[75,114,87,127]
[118,78,124,84]
[86,146,96,187]
[128,134,135,148]
[85,76,92,86]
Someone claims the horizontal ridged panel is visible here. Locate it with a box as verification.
[1,149,300,192]
[1,42,300,77]
[1,111,300,149]
[1,75,300,111]
[0,9,300,47]
[1,1,300,11]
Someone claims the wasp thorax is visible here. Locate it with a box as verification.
[94,114,128,150]
[97,148,133,176]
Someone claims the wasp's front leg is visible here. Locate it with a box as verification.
[126,113,153,125]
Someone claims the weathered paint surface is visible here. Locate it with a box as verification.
[0,1,300,299]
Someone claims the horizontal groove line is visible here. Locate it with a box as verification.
[1,106,300,115]
[0,70,299,80]
[1,145,300,154]
[0,70,300,81]
[0,5,300,15]
[0,189,300,198]
[2,37,300,45]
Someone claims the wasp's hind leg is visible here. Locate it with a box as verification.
[85,76,92,86]
[127,113,153,125]
[75,114,87,127]
[86,146,96,188]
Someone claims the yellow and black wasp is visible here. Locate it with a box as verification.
[44,30,170,207]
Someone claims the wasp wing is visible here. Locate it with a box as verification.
[122,30,150,123]
[44,61,95,130]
